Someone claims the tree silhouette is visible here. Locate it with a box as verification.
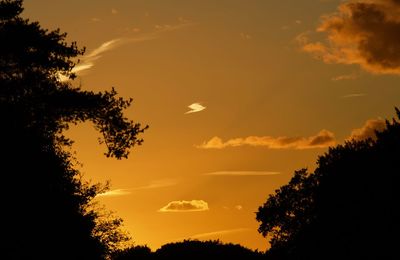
[112,240,264,260]
[256,109,400,259]
[0,0,147,259]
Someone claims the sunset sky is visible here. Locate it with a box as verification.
[24,0,400,251]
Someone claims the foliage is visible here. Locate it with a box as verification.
[256,109,400,259]
[0,0,146,259]
[112,240,264,260]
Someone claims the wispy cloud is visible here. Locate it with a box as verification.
[332,73,359,81]
[204,171,280,176]
[197,130,336,150]
[188,228,250,239]
[154,22,195,32]
[298,0,400,75]
[91,17,101,23]
[282,20,303,30]
[59,21,195,81]
[185,103,206,114]
[159,200,209,212]
[111,8,118,15]
[96,189,131,197]
[132,179,177,190]
[341,93,366,99]
[347,118,386,141]
[240,32,252,40]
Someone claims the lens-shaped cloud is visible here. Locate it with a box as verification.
[185,103,206,114]
[159,200,209,212]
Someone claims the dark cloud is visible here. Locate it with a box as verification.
[299,0,400,75]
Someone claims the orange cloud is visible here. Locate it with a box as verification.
[159,200,209,212]
[96,189,131,197]
[332,73,359,81]
[299,0,400,75]
[204,171,280,176]
[347,118,386,141]
[188,228,250,239]
[197,130,335,149]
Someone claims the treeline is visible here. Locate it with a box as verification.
[112,240,264,260]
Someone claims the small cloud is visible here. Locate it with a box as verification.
[298,0,400,75]
[240,32,252,40]
[204,171,280,176]
[188,228,250,239]
[131,27,141,33]
[132,179,176,190]
[155,22,194,32]
[234,205,243,210]
[332,73,359,81]
[96,189,131,197]
[347,118,386,141]
[111,8,118,15]
[178,17,190,23]
[197,130,336,150]
[341,93,366,99]
[282,20,302,30]
[159,200,209,212]
[185,103,206,114]
[91,17,101,23]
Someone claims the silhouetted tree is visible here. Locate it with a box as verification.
[256,109,400,259]
[112,245,153,260]
[112,240,264,260]
[0,0,146,259]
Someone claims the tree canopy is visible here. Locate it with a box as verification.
[0,0,147,259]
[256,109,400,259]
[112,240,264,260]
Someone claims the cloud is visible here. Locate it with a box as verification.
[96,189,131,197]
[132,179,177,190]
[331,73,359,81]
[187,228,250,239]
[159,200,209,212]
[347,118,386,141]
[197,130,336,149]
[240,32,252,40]
[111,8,118,15]
[185,103,206,114]
[234,205,243,210]
[298,0,400,75]
[341,93,366,98]
[154,22,195,32]
[204,171,280,176]
[59,21,195,81]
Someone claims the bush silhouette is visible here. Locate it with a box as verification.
[257,109,400,259]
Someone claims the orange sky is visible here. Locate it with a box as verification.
[24,0,400,251]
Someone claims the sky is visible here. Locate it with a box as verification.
[24,0,400,251]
